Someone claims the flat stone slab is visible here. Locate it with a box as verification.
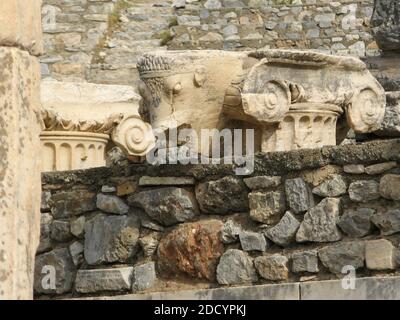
[301,276,400,300]
[81,282,300,300]
[75,267,134,294]
[139,176,195,186]
[72,276,400,300]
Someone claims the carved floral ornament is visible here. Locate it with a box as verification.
[40,109,156,159]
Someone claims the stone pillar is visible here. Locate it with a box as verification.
[0,0,43,299]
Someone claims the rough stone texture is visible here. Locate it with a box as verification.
[75,267,133,294]
[139,234,159,258]
[221,219,242,244]
[319,241,365,274]
[243,176,281,190]
[50,220,72,242]
[371,0,400,51]
[116,181,137,197]
[291,251,319,274]
[34,248,76,295]
[376,92,400,136]
[157,220,224,281]
[296,198,342,243]
[69,241,84,266]
[51,190,96,218]
[343,164,365,174]
[312,175,347,197]
[254,255,289,281]
[365,162,397,175]
[70,216,86,239]
[380,174,400,200]
[338,208,375,238]
[128,188,199,226]
[41,191,51,212]
[264,211,300,247]
[0,0,43,56]
[132,262,157,292]
[195,176,249,214]
[249,191,286,225]
[38,213,53,254]
[96,193,129,215]
[139,176,195,186]
[239,231,267,252]
[348,180,380,202]
[0,47,42,300]
[84,215,140,265]
[371,209,400,235]
[285,178,314,214]
[366,239,396,270]
[216,249,258,285]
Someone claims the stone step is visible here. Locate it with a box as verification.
[68,276,400,300]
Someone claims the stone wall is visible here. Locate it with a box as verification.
[35,139,400,298]
[40,0,378,85]
[41,0,116,82]
[170,0,378,57]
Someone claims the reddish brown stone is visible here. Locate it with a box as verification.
[157,220,224,281]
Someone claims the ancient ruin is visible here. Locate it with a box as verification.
[138,49,386,152]
[2,0,400,301]
[40,81,154,171]
[0,0,43,300]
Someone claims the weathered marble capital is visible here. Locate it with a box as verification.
[40,81,155,171]
[137,49,386,153]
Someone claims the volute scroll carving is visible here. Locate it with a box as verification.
[346,87,386,133]
[137,50,386,153]
[112,115,156,157]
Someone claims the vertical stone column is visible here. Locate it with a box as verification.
[0,0,43,300]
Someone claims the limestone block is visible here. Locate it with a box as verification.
[128,187,199,226]
[239,231,268,252]
[75,267,134,294]
[366,239,396,270]
[264,211,300,247]
[318,241,365,274]
[349,180,380,202]
[96,193,129,215]
[84,215,140,265]
[254,254,289,281]
[216,249,258,285]
[249,191,286,225]
[296,198,342,243]
[0,0,43,56]
[291,251,319,273]
[338,208,375,238]
[0,47,41,300]
[132,262,157,292]
[285,178,314,214]
[380,174,400,200]
[195,176,249,214]
[371,209,400,236]
[243,176,282,190]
